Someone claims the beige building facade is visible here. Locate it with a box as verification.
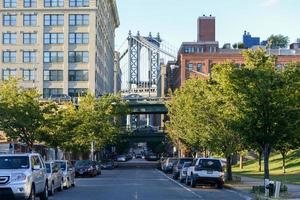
[0,0,119,98]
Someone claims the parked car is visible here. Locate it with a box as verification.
[45,161,63,196]
[92,161,102,175]
[116,155,127,162]
[179,162,192,183]
[172,158,193,180]
[55,160,75,188]
[0,153,49,200]
[135,153,142,159]
[162,158,178,173]
[75,160,97,177]
[101,161,114,170]
[145,153,159,161]
[158,157,166,170]
[186,158,224,188]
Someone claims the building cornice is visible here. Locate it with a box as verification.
[110,0,120,28]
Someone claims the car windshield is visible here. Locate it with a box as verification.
[197,159,222,171]
[183,162,191,168]
[0,156,29,169]
[45,163,51,173]
[75,160,91,167]
[179,159,193,164]
[56,161,66,171]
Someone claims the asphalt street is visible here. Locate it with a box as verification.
[49,167,253,200]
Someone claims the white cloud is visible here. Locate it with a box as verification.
[261,0,280,7]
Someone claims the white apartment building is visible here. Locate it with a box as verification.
[0,0,119,98]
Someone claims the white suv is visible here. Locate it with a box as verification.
[186,157,224,189]
[0,153,49,200]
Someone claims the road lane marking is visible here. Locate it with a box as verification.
[156,169,204,200]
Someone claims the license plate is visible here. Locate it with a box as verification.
[207,170,213,174]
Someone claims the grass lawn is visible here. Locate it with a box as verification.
[232,149,300,185]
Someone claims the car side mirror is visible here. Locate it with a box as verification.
[33,165,40,170]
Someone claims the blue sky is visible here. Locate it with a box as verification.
[115,0,300,50]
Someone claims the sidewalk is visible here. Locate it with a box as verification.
[226,175,300,199]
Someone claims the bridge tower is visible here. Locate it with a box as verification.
[127,31,162,92]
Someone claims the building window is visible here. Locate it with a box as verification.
[69,33,89,44]
[23,14,37,26]
[4,0,17,8]
[43,88,63,98]
[23,69,35,81]
[68,88,87,97]
[44,0,64,7]
[43,51,64,63]
[3,15,17,26]
[43,70,63,81]
[69,0,89,7]
[2,69,16,80]
[69,14,89,26]
[3,33,16,44]
[68,70,88,81]
[44,33,64,44]
[23,51,36,63]
[197,63,203,72]
[24,0,37,7]
[187,63,193,72]
[44,14,64,26]
[68,51,88,63]
[3,51,16,63]
[23,33,37,44]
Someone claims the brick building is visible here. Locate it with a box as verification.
[167,17,300,91]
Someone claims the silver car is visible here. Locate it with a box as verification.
[0,153,49,200]
[55,160,75,189]
[179,161,192,183]
[45,161,63,196]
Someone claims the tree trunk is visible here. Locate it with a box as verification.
[258,150,262,172]
[226,155,233,181]
[239,154,243,169]
[263,145,270,180]
[280,151,286,174]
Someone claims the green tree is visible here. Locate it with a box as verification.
[267,34,289,48]
[233,42,244,49]
[229,49,300,180]
[0,79,43,150]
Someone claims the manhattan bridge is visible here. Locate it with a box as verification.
[117,31,177,141]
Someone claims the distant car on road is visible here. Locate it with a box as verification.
[92,161,102,175]
[117,155,127,162]
[186,158,224,189]
[0,153,49,200]
[172,158,193,180]
[145,153,159,161]
[45,161,63,196]
[162,158,178,173]
[55,160,75,188]
[75,160,97,177]
[135,153,142,159]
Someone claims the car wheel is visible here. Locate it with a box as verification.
[49,182,54,196]
[58,180,63,192]
[39,183,48,200]
[185,176,190,186]
[217,183,224,189]
[71,179,75,187]
[191,177,196,188]
[28,185,35,200]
